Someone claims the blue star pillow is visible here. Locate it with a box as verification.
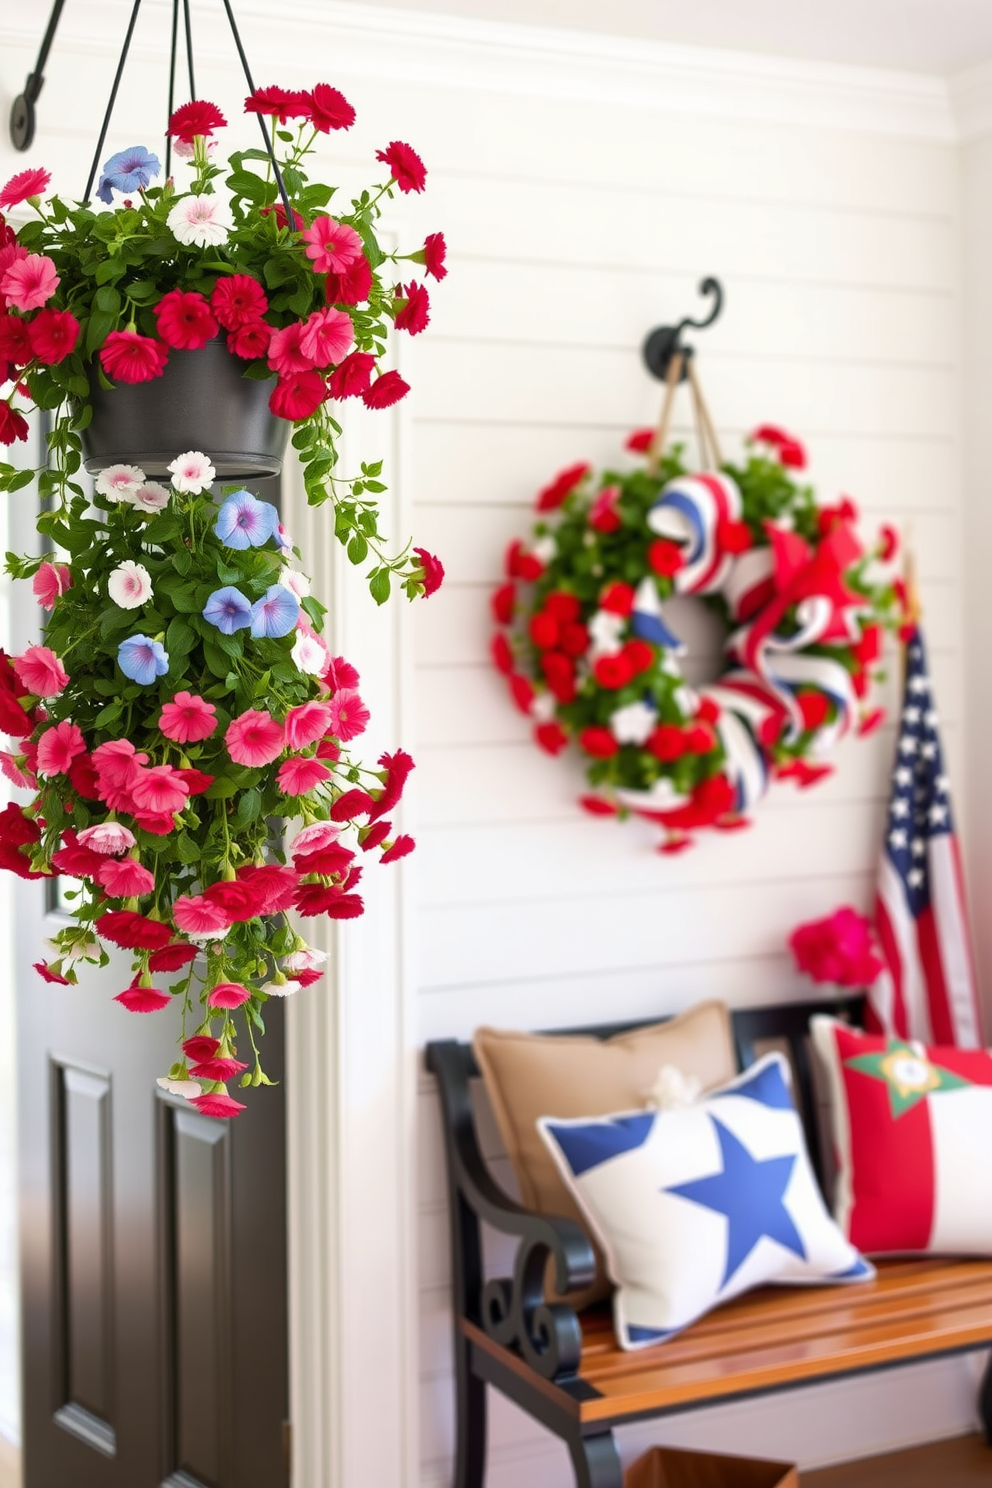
[538,1053,874,1350]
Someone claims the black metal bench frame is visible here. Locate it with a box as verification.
[426,996,992,1488]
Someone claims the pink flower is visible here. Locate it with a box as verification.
[172,895,232,937]
[77,821,136,855]
[277,757,331,795]
[96,858,156,897]
[327,688,369,741]
[188,1055,248,1082]
[324,654,361,691]
[0,751,35,789]
[375,141,427,194]
[32,562,72,609]
[788,906,884,988]
[0,168,51,209]
[299,307,354,367]
[130,764,190,815]
[191,1088,246,1118]
[413,547,444,597]
[267,321,312,376]
[301,216,363,274]
[210,273,268,329]
[99,331,169,384]
[226,708,285,767]
[394,281,430,335]
[380,833,415,864]
[228,320,273,360]
[283,701,333,750]
[14,645,68,697]
[423,231,447,280]
[291,822,342,858]
[159,691,217,743]
[0,253,58,311]
[362,370,409,409]
[207,981,251,1009]
[115,980,171,1013]
[36,721,86,777]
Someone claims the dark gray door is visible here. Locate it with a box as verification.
[12,473,289,1488]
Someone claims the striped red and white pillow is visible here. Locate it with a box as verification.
[811,1016,992,1255]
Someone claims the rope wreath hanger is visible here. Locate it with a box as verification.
[491,370,903,852]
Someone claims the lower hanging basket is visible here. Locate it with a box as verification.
[80,336,290,482]
[625,1445,798,1488]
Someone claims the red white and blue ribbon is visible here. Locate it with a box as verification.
[647,473,741,596]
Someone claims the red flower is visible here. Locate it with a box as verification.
[589,484,621,533]
[191,1089,247,1119]
[623,640,654,675]
[149,943,199,972]
[175,767,213,795]
[0,403,29,444]
[491,582,516,625]
[96,910,172,950]
[593,652,635,689]
[683,722,717,754]
[362,370,410,409]
[878,524,899,561]
[228,321,273,360]
[360,820,392,852]
[491,634,513,675]
[380,834,415,864]
[211,273,268,329]
[260,202,305,232]
[323,893,365,919]
[599,582,635,616]
[167,99,227,142]
[423,232,447,280]
[579,727,619,758]
[505,541,543,583]
[330,788,376,821]
[858,708,886,737]
[536,462,590,512]
[27,308,80,364]
[202,880,265,921]
[579,795,617,816]
[818,498,858,537]
[0,803,41,850]
[325,255,373,306]
[751,423,790,448]
[34,961,71,984]
[509,673,534,714]
[395,281,430,335]
[0,313,32,364]
[647,539,685,578]
[208,981,251,1009]
[153,289,219,351]
[307,83,356,132]
[235,864,299,913]
[535,722,568,755]
[0,840,46,879]
[294,882,349,916]
[797,691,830,732]
[779,439,806,470]
[0,168,50,209]
[51,838,104,878]
[853,625,881,668]
[625,428,653,453]
[716,518,752,553]
[375,141,427,194]
[541,651,576,703]
[328,350,374,399]
[294,967,323,987]
[529,612,559,650]
[544,592,580,622]
[788,906,884,988]
[67,754,100,800]
[115,980,171,1013]
[100,330,169,383]
[413,547,444,596]
[269,369,327,420]
[368,747,415,820]
[647,724,687,762]
[132,810,178,835]
[189,1056,248,1082]
[244,86,311,122]
[183,1034,220,1062]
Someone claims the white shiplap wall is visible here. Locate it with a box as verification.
[0,4,987,1483]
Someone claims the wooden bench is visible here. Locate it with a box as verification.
[426,996,992,1488]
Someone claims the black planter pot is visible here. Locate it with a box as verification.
[80,337,290,482]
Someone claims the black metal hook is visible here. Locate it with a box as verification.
[9,0,67,151]
[642,276,724,383]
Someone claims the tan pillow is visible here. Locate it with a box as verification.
[473,1001,737,1306]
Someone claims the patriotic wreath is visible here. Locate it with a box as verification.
[491,425,902,851]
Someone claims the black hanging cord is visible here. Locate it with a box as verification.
[183,0,197,107]
[9,0,67,152]
[165,0,180,179]
[82,0,145,203]
[219,0,295,224]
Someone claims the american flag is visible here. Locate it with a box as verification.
[870,625,984,1047]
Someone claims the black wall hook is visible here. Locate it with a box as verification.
[9,0,66,151]
[642,276,724,382]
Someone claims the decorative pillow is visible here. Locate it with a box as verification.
[811,1016,992,1255]
[538,1053,873,1349]
[473,1001,737,1305]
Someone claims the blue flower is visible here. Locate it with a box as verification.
[250,585,300,639]
[203,586,253,634]
[96,146,162,204]
[118,634,169,685]
[214,490,280,550]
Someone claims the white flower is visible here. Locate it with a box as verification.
[95,463,145,499]
[261,977,302,997]
[172,138,217,160]
[168,450,216,493]
[530,691,556,723]
[131,481,171,514]
[183,927,231,945]
[610,700,658,745]
[108,560,153,609]
[46,934,100,965]
[587,609,626,655]
[283,946,327,972]
[156,1077,202,1100]
[291,628,329,675]
[673,685,697,718]
[166,193,233,247]
[532,535,557,564]
[279,568,311,600]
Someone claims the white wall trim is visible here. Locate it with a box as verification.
[950,61,992,141]
[1,0,962,143]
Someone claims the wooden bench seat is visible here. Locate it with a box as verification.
[427,998,992,1488]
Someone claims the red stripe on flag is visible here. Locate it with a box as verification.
[916,903,954,1047]
[874,893,908,1039]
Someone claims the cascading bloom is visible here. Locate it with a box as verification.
[277,756,330,795]
[96,858,156,897]
[299,306,354,367]
[77,821,136,855]
[0,253,59,312]
[129,764,190,815]
[172,895,233,937]
[36,721,85,777]
[207,981,251,1009]
[159,692,217,744]
[327,688,370,741]
[108,560,153,609]
[226,709,285,767]
[284,700,333,750]
[99,331,169,384]
[15,645,68,697]
[32,562,71,609]
[300,216,363,274]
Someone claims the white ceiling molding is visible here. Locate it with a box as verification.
[2,0,963,143]
[949,61,992,141]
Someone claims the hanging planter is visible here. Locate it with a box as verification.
[81,334,289,481]
[0,24,447,1115]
